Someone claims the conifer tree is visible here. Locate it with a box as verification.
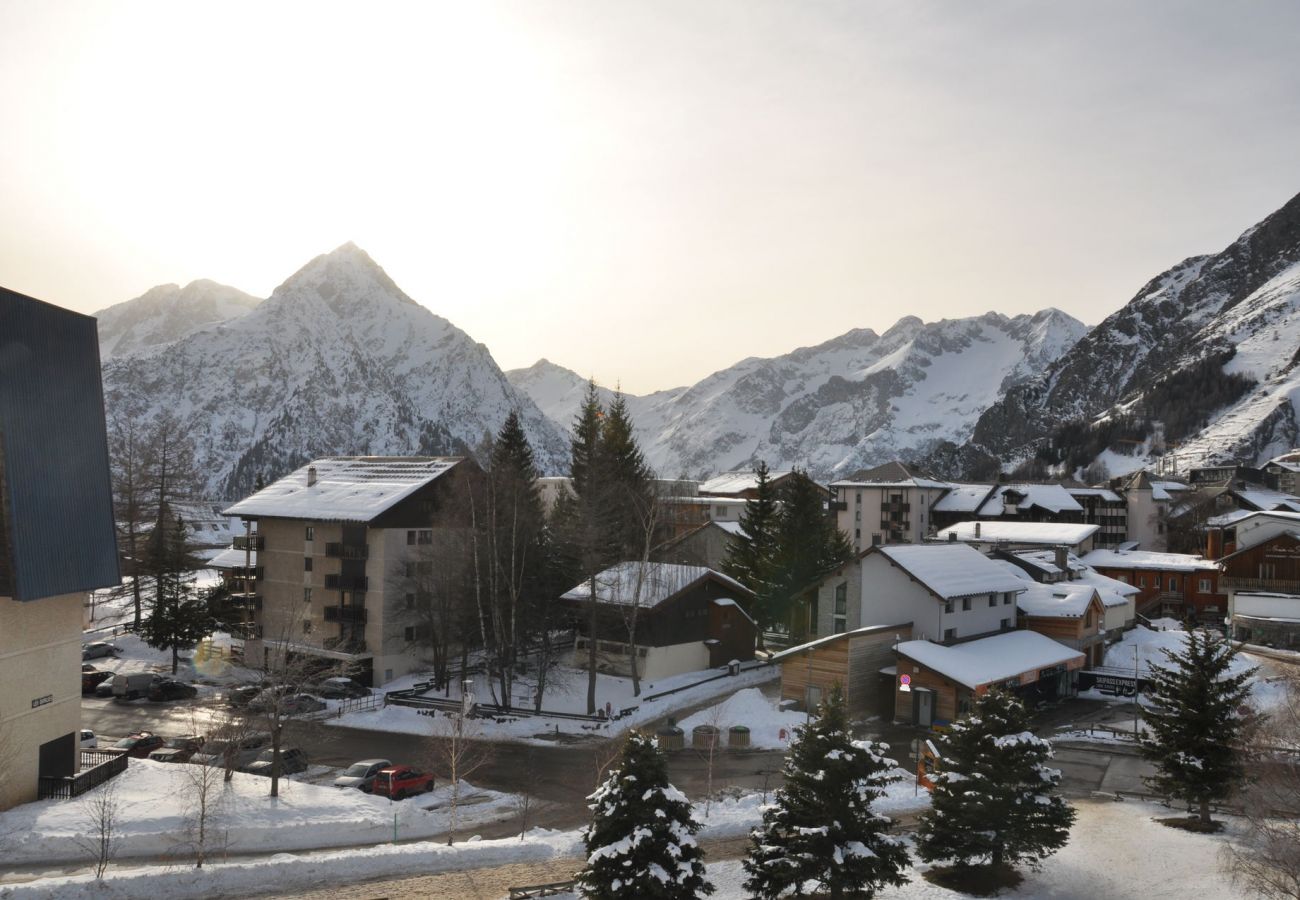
[767,470,853,636]
[577,731,712,900]
[916,689,1075,876]
[140,516,215,675]
[745,684,910,899]
[1140,628,1257,826]
[722,462,780,636]
[601,390,656,557]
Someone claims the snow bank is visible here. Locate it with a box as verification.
[677,688,803,749]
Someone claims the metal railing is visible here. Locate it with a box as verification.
[37,750,129,801]
[233,534,264,551]
[324,605,368,624]
[324,542,369,559]
[325,573,369,591]
[509,882,576,899]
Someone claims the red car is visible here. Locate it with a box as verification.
[110,732,165,758]
[373,766,434,800]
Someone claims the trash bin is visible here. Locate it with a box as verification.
[728,725,750,749]
[656,726,685,751]
[692,724,719,750]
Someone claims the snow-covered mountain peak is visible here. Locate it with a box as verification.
[95,278,261,359]
[271,242,417,317]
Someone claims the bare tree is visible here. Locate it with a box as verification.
[592,732,627,790]
[177,710,228,867]
[428,708,493,845]
[107,405,151,630]
[1224,673,1300,899]
[75,779,122,880]
[692,701,728,819]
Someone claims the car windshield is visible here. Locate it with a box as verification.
[165,738,191,748]
[343,763,373,777]
[114,737,139,748]
[374,773,391,785]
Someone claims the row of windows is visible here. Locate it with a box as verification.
[407,529,433,545]
[944,592,1013,614]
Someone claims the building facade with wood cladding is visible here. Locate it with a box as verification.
[770,622,913,718]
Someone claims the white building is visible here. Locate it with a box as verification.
[829,461,951,551]
[934,520,1100,554]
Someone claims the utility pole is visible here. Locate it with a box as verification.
[1133,644,1140,738]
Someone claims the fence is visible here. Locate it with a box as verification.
[304,693,384,721]
[37,750,129,801]
[509,881,576,899]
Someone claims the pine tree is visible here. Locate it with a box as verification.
[576,731,712,900]
[1140,628,1257,826]
[601,390,656,558]
[745,684,910,899]
[916,689,1075,877]
[140,516,216,675]
[722,462,780,634]
[768,470,853,637]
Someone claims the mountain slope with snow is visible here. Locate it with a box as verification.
[513,309,1087,479]
[101,244,568,498]
[96,280,261,359]
[970,189,1300,472]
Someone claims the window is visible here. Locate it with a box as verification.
[407,530,416,545]
[854,510,861,523]
[944,599,954,614]
[304,557,313,572]
[1003,593,1012,605]
[1117,574,1130,584]
[872,533,882,546]
[1199,578,1211,593]
[715,506,727,518]
[1168,576,1177,592]
[1138,576,1146,588]
[856,491,862,504]
[303,587,312,604]
[834,583,848,613]
[1260,562,1277,580]
[417,529,432,545]
[405,592,416,610]
[943,628,956,642]
[962,597,971,611]
[855,528,861,539]
[988,593,997,608]
[305,526,314,541]
[404,626,416,642]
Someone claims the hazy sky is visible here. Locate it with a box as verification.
[3,1,1299,393]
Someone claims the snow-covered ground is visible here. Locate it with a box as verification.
[532,798,1249,900]
[676,687,805,749]
[333,665,779,745]
[0,759,520,869]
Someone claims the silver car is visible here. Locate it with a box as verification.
[333,758,392,792]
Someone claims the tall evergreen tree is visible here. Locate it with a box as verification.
[601,391,655,556]
[1140,628,1257,826]
[140,516,215,675]
[577,731,712,900]
[916,689,1074,876]
[745,684,910,899]
[767,470,853,637]
[722,462,781,643]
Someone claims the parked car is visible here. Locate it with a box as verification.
[82,641,120,660]
[191,732,272,769]
[79,729,98,750]
[112,672,161,701]
[225,684,265,708]
[147,735,205,763]
[247,684,299,712]
[148,679,198,702]
[333,758,391,792]
[281,694,327,716]
[372,765,434,800]
[93,679,117,699]
[110,732,165,758]
[310,676,370,699]
[242,747,309,777]
[82,668,113,694]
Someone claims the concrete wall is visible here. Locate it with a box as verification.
[1233,593,1300,619]
[0,592,83,809]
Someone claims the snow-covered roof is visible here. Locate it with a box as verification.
[698,470,791,496]
[831,461,950,490]
[874,543,1028,599]
[895,631,1084,690]
[1205,509,1257,527]
[1016,582,1100,618]
[560,562,750,609]
[1074,569,1141,601]
[1234,488,1300,513]
[223,457,463,522]
[932,484,994,513]
[208,547,257,569]
[768,622,912,661]
[1080,548,1219,573]
[934,521,1099,547]
[1011,549,1088,577]
[1067,487,1123,503]
[712,597,756,626]
[977,484,1083,517]
[712,521,748,537]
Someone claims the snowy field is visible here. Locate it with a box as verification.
[333,665,780,744]
[0,760,520,869]
[531,798,1250,900]
[0,795,1250,899]
[676,687,806,749]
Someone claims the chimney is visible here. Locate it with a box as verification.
[948,532,957,542]
[974,521,981,539]
[1054,545,1068,577]
[307,466,317,487]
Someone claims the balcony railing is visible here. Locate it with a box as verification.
[38,751,129,801]
[233,534,264,551]
[880,501,911,512]
[880,520,910,531]
[1222,576,1300,594]
[324,605,368,624]
[325,542,369,559]
[231,622,263,640]
[325,573,369,591]
[229,566,263,580]
[226,592,262,610]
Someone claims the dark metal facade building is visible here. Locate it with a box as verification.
[0,286,119,602]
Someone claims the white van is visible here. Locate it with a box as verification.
[111,672,159,700]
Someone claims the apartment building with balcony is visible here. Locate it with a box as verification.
[829,461,950,551]
[224,456,480,686]
[0,287,120,808]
